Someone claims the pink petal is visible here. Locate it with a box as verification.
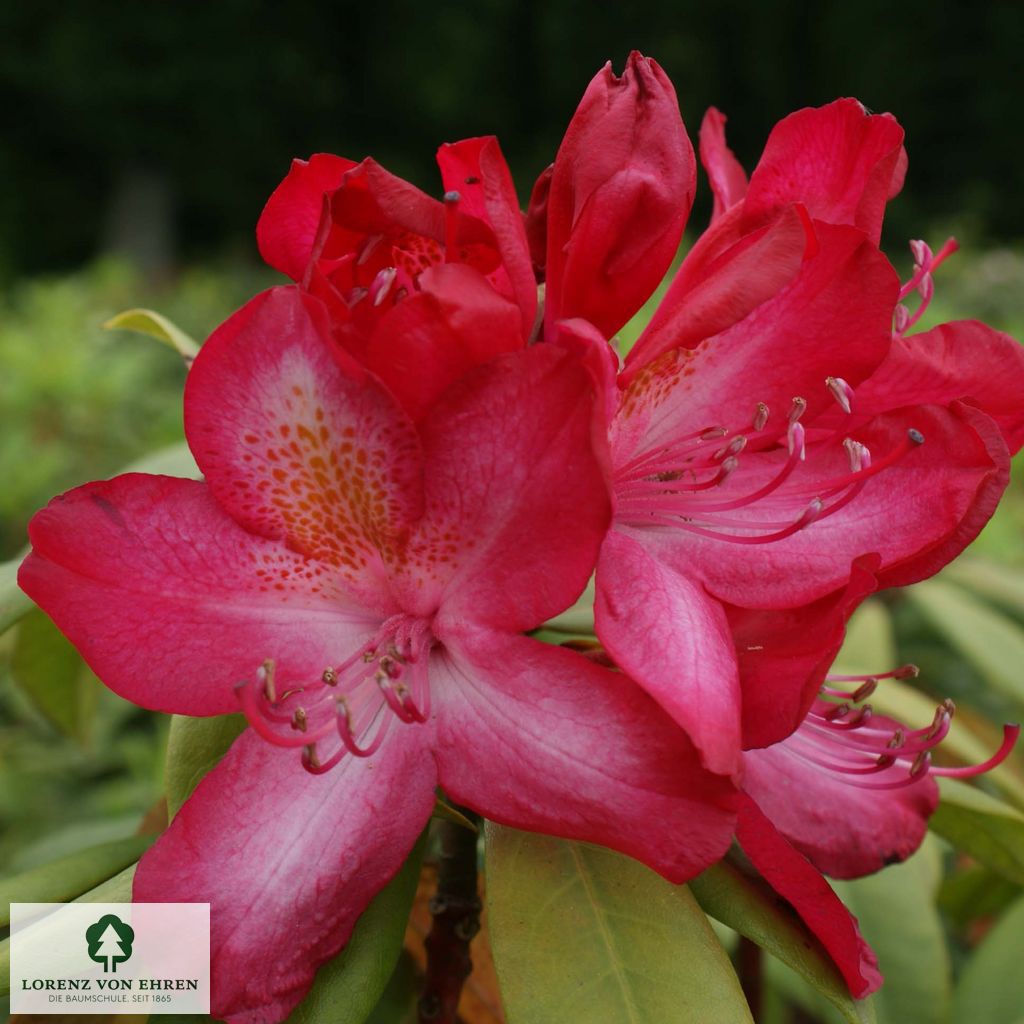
[432,626,739,883]
[134,726,436,1023]
[19,475,378,716]
[437,136,537,337]
[363,264,524,421]
[184,286,422,608]
[326,157,445,245]
[623,204,807,377]
[257,154,356,280]
[855,320,1024,454]
[699,107,748,222]
[735,794,883,997]
[743,723,938,879]
[544,52,695,339]
[650,402,1008,607]
[728,555,881,749]
[595,530,741,777]
[614,222,896,457]
[742,98,906,243]
[403,345,611,633]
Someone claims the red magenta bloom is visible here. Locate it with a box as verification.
[738,660,1019,997]
[19,287,737,1023]
[256,138,536,420]
[592,99,1024,774]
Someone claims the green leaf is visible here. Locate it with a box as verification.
[432,797,478,832]
[832,836,950,1024]
[541,577,596,636]
[165,712,247,818]
[939,865,1021,929]
[944,558,1024,619]
[0,864,137,996]
[123,439,200,478]
[952,894,1024,1024]
[10,607,98,740]
[0,552,32,633]
[689,859,876,1024]
[906,579,1024,707]
[485,823,753,1024]
[0,835,155,928]
[929,777,1024,885]
[834,599,897,671]
[103,307,200,360]
[285,832,427,1024]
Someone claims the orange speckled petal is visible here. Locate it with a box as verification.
[185,287,423,607]
[20,475,381,716]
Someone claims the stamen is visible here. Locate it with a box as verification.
[784,669,1019,792]
[826,376,854,414]
[753,402,770,432]
[789,397,807,424]
[931,724,1021,778]
[235,615,435,774]
[370,266,397,307]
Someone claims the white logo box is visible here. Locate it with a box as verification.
[10,902,210,1015]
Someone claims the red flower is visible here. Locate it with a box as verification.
[592,99,1024,774]
[739,660,1019,997]
[19,287,737,1023]
[257,139,536,420]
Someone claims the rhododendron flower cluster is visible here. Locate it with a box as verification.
[19,51,1024,1023]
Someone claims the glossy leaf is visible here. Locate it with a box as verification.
[10,607,98,740]
[929,777,1024,885]
[0,553,32,633]
[952,894,1024,1024]
[103,307,200,360]
[0,835,154,928]
[832,836,950,1024]
[944,558,1024,619]
[165,712,247,818]
[907,579,1024,707]
[689,859,876,1024]
[834,598,896,670]
[485,822,753,1024]
[0,864,137,997]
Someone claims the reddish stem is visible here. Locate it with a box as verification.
[418,818,481,1023]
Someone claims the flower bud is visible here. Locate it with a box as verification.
[543,51,696,340]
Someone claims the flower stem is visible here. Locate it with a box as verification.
[737,935,763,1020]
[418,817,481,1023]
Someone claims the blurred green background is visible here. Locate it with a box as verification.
[2,4,1024,1022]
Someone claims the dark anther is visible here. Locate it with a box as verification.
[428,895,449,916]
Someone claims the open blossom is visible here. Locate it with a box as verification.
[256,51,695,423]
[590,98,1024,775]
[739,658,1019,996]
[19,286,738,1023]
[256,137,536,420]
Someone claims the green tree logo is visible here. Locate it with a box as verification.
[85,914,135,973]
